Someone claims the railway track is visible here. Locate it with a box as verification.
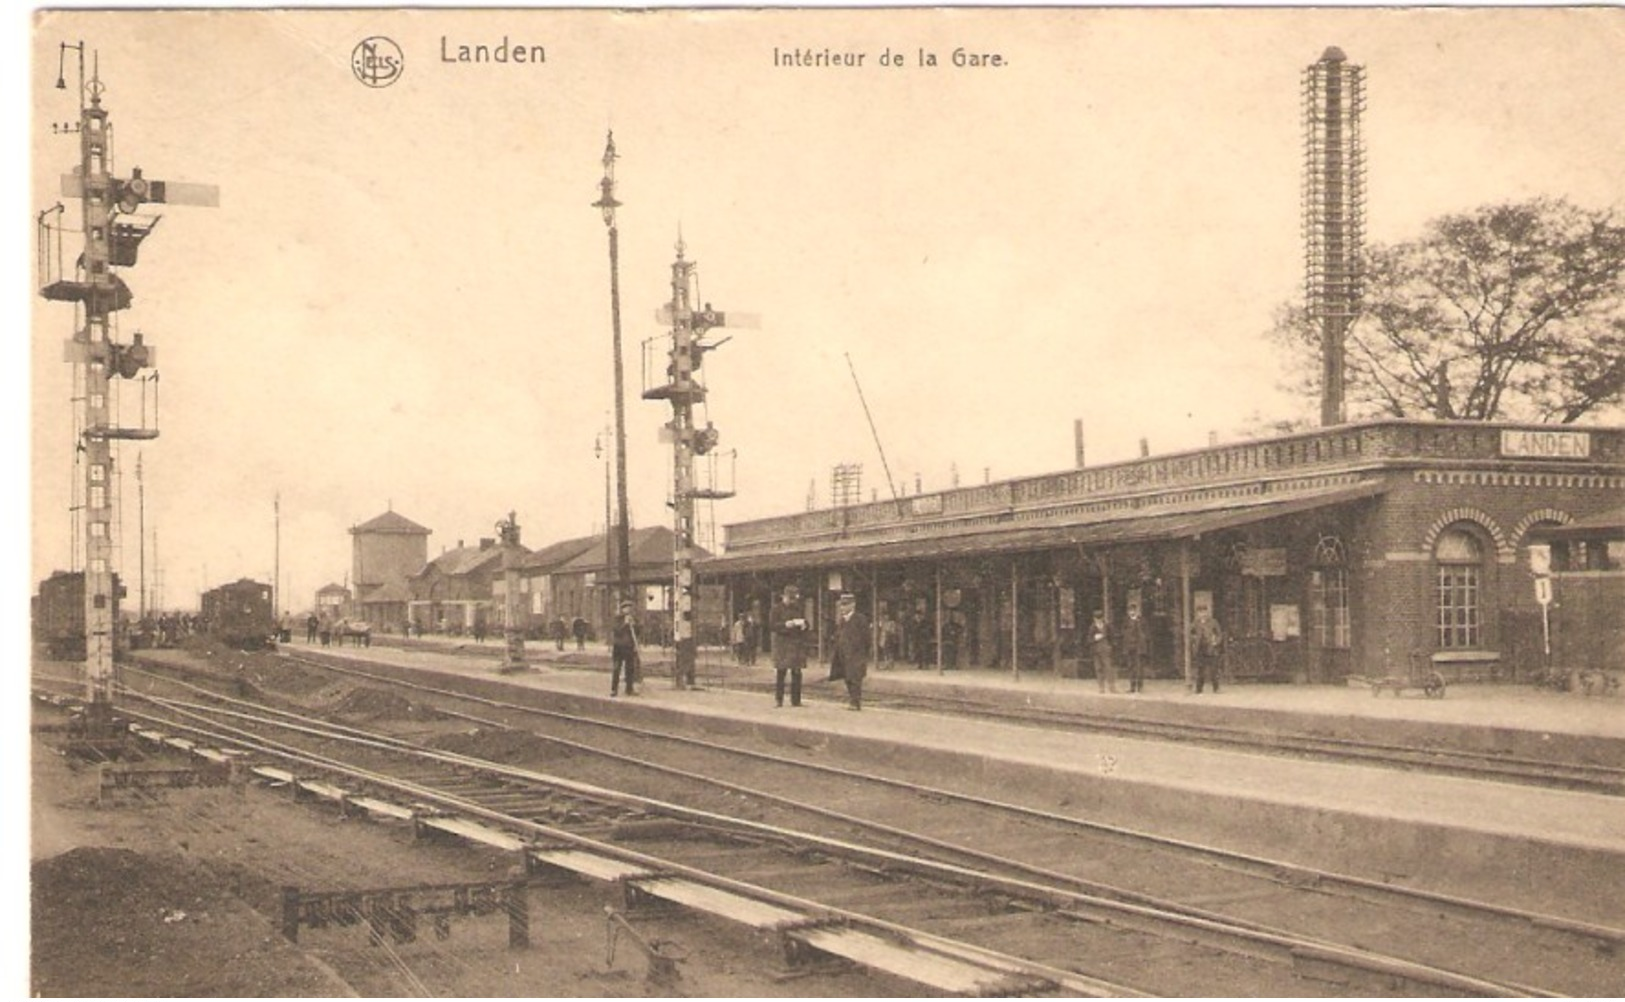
[78,652,1625,995]
[357,636,1625,795]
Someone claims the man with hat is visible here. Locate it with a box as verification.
[829,593,871,710]
[610,598,641,697]
[769,583,810,707]
[1089,609,1118,694]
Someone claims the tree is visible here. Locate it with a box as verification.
[1269,198,1625,424]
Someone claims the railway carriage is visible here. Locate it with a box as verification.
[200,578,277,650]
[33,570,123,660]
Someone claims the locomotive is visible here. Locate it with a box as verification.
[200,578,277,650]
[32,570,123,660]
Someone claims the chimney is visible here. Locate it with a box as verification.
[1074,419,1086,468]
[1139,437,1150,458]
[479,537,495,551]
[1208,431,1219,447]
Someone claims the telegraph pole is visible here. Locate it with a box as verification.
[39,43,217,733]
[136,452,145,619]
[594,133,635,608]
[273,492,281,620]
[645,238,751,687]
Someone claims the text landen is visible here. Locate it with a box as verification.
[441,36,547,65]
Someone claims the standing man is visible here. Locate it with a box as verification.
[1121,604,1150,693]
[828,593,871,710]
[742,608,760,666]
[730,613,748,664]
[572,614,588,651]
[1191,608,1224,694]
[305,612,319,644]
[610,599,640,697]
[1089,609,1118,693]
[770,584,810,707]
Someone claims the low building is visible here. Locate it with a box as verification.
[314,583,349,624]
[406,537,514,635]
[700,419,1624,685]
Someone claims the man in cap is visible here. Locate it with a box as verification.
[829,592,871,710]
[610,599,640,697]
[769,583,810,707]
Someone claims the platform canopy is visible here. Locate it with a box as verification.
[699,479,1386,575]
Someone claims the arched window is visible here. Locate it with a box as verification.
[1310,535,1350,649]
[1435,528,1484,649]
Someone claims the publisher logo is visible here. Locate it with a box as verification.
[352,37,404,88]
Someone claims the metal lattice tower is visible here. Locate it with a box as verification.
[644,238,749,687]
[39,44,215,728]
[830,463,863,508]
[1302,46,1366,427]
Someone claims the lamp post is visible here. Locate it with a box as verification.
[594,133,634,609]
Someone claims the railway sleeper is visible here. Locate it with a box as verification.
[769,916,855,980]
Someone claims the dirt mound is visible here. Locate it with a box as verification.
[31,846,336,996]
[430,726,560,764]
[330,686,444,721]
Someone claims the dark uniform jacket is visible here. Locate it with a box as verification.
[829,611,871,682]
[769,600,810,670]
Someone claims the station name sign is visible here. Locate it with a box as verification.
[1499,429,1591,460]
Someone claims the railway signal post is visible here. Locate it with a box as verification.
[38,43,217,733]
[645,239,751,687]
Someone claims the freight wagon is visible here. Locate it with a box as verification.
[32,570,123,660]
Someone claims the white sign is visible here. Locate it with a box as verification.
[1534,576,1553,606]
[1528,544,1552,576]
[1500,429,1591,459]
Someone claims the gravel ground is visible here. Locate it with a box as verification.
[28,653,905,997]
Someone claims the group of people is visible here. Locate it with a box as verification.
[1086,606,1224,694]
[767,584,872,710]
[302,613,372,648]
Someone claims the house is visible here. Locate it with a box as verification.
[406,537,515,635]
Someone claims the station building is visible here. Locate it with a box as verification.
[699,419,1624,685]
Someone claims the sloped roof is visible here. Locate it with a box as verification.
[418,543,511,578]
[316,582,349,596]
[520,534,601,572]
[351,510,432,535]
[558,525,709,572]
[359,579,414,603]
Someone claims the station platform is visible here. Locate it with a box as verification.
[156,638,1625,927]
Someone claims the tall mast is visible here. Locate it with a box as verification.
[594,132,634,607]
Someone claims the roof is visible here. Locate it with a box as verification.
[419,543,511,578]
[519,534,601,572]
[1527,506,1625,541]
[698,480,1386,576]
[351,510,432,535]
[558,525,708,573]
[316,582,349,596]
[359,579,414,604]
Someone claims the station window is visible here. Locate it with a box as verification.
[1435,528,1484,649]
[1310,535,1350,649]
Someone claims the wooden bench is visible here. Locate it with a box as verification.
[1429,649,1503,683]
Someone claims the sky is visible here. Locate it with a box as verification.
[21,6,1625,616]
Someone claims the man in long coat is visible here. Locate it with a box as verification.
[769,584,809,707]
[829,593,871,710]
